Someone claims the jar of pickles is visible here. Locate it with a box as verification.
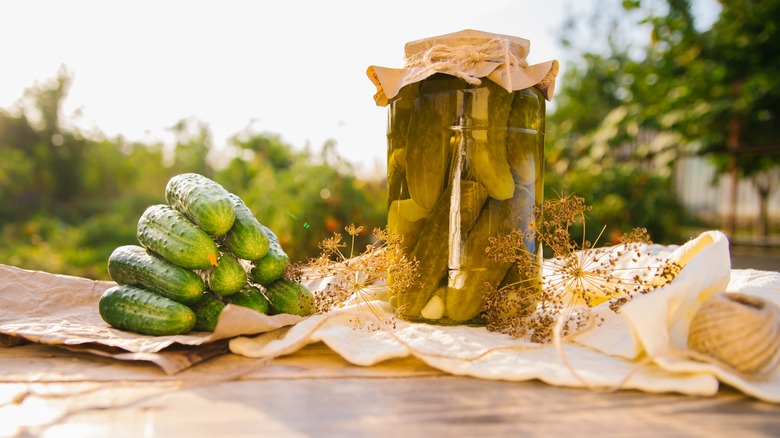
[368,30,558,324]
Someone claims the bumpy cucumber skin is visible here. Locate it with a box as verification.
[228,284,270,315]
[137,204,219,270]
[265,279,315,316]
[249,225,290,286]
[223,193,270,261]
[108,245,205,305]
[98,284,196,336]
[203,252,247,296]
[190,292,226,332]
[165,173,236,237]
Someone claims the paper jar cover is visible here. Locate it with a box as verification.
[367,29,559,106]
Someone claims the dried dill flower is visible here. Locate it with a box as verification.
[299,224,418,324]
[484,194,682,343]
[299,195,681,345]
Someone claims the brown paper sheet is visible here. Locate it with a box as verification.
[0,264,303,373]
[58,340,232,375]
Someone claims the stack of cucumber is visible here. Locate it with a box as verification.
[99,172,315,336]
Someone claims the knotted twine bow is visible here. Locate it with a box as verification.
[367,29,559,106]
[402,38,527,87]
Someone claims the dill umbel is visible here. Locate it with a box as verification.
[298,225,418,326]
[483,194,682,343]
[301,195,681,344]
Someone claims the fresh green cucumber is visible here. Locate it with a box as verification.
[249,225,291,286]
[227,283,270,315]
[190,292,226,332]
[107,244,205,305]
[202,251,247,296]
[98,284,196,336]
[222,193,270,261]
[265,279,315,316]
[165,173,236,237]
[137,204,220,270]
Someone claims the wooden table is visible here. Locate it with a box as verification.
[2,340,778,437]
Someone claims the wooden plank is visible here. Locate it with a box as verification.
[1,342,779,437]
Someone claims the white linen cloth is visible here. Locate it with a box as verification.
[230,231,780,403]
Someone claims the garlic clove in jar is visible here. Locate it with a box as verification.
[688,292,780,375]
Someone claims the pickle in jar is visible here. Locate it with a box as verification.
[446,180,538,322]
[404,75,466,212]
[396,179,488,318]
[463,80,516,201]
[506,87,545,186]
[387,83,419,203]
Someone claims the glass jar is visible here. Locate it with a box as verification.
[386,73,546,324]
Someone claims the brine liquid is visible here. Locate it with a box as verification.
[387,75,545,324]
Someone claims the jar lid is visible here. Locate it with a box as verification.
[367,29,559,106]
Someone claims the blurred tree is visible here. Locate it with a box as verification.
[0,110,39,220]
[545,163,686,246]
[169,117,214,177]
[547,0,779,241]
[218,132,386,263]
[632,0,780,236]
[0,69,179,278]
[0,68,88,218]
[545,2,687,244]
[26,68,87,207]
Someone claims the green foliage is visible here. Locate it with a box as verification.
[217,136,386,263]
[545,164,687,246]
[169,118,213,177]
[0,71,386,279]
[6,0,776,280]
[547,0,779,239]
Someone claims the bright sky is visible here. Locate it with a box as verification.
[0,0,720,177]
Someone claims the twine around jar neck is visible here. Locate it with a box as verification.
[403,38,527,85]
